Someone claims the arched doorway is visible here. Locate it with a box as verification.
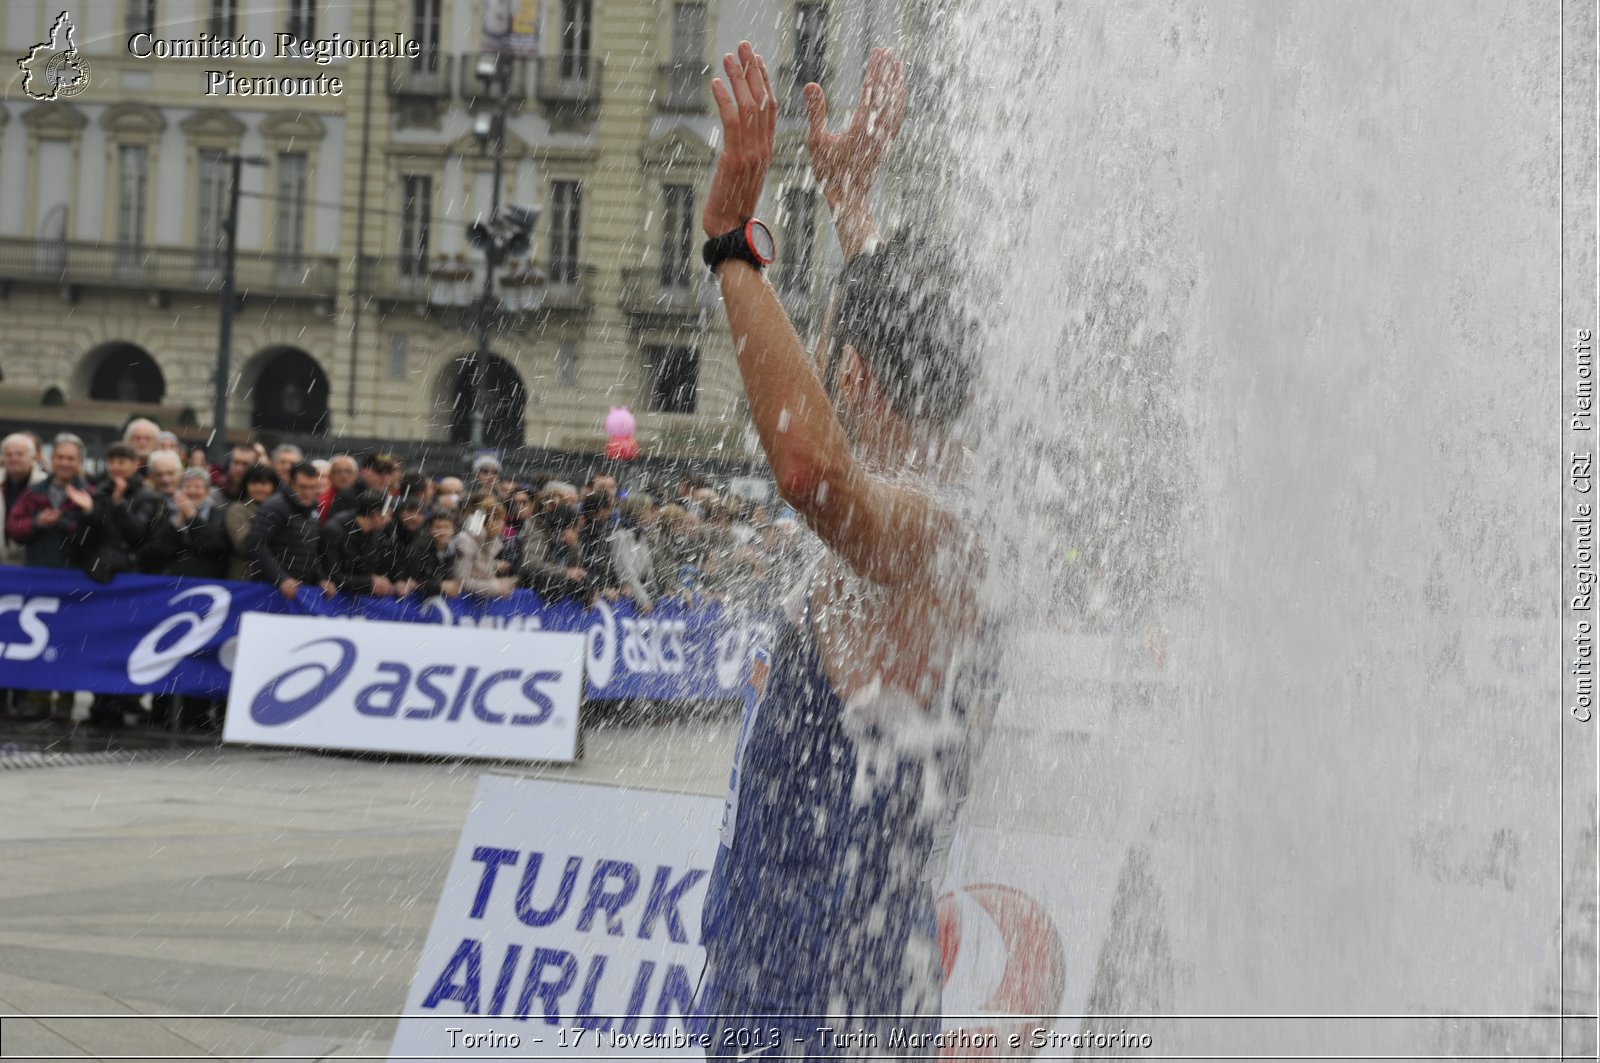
[444,353,526,449]
[249,347,330,435]
[83,342,165,403]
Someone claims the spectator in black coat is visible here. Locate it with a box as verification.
[418,510,462,598]
[386,497,437,597]
[578,491,623,604]
[247,461,335,600]
[142,464,228,578]
[79,443,157,585]
[519,503,588,603]
[323,490,397,597]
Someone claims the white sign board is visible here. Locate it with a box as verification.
[393,775,1126,1060]
[393,776,720,1059]
[224,614,583,762]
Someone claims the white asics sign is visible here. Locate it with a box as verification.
[224,614,585,761]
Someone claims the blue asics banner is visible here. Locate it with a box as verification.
[0,567,775,702]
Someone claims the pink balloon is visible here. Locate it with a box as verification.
[604,406,636,438]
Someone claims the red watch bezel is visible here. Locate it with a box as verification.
[743,218,776,267]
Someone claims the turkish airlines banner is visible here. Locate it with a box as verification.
[392,775,1125,1060]
[0,567,774,704]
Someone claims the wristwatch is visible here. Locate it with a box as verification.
[703,218,776,273]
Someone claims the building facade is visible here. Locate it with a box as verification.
[0,0,892,459]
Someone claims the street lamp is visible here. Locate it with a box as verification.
[213,153,268,447]
[467,52,513,450]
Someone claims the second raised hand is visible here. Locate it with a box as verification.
[804,46,906,209]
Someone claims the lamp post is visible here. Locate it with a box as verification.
[469,53,513,450]
[213,154,267,446]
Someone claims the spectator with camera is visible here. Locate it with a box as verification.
[452,501,516,599]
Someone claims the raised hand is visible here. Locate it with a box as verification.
[703,41,777,240]
[64,484,93,512]
[804,47,906,211]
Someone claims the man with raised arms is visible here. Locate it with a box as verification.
[696,42,1000,1061]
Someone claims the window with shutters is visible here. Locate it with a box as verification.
[196,149,230,275]
[400,174,433,278]
[116,145,148,275]
[275,153,308,283]
[646,345,698,414]
[209,0,236,38]
[548,180,582,285]
[660,184,695,290]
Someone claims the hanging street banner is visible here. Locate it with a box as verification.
[481,0,540,57]
[0,567,774,705]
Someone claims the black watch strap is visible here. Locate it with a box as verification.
[703,226,764,273]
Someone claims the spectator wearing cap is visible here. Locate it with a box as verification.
[6,433,93,570]
[225,465,279,581]
[397,472,432,511]
[155,430,182,454]
[323,490,399,597]
[1,433,47,565]
[434,476,466,514]
[360,453,398,494]
[248,460,336,600]
[453,501,516,598]
[542,480,579,512]
[471,455,502,500]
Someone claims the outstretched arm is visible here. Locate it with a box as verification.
[705,44,975,593]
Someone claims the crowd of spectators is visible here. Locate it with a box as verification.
[0,418,805,731]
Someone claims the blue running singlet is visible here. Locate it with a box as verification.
[697,552,1001,1060]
